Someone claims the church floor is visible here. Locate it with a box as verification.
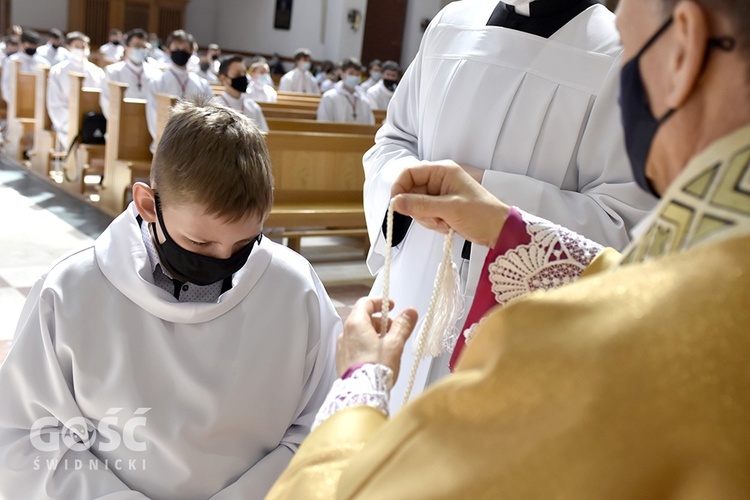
[0,158,374,365]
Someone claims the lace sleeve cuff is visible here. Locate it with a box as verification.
[450,207,603,369]
[312,364,394,431]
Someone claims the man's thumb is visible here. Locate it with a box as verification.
[393,194,445,220]
[389,308,418,343]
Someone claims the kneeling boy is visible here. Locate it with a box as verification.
[0,98,339,499]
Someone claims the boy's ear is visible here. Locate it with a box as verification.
[132,182,157,223]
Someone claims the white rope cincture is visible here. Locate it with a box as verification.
[381,198,464,408]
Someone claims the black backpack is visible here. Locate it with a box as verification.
[64,112,107,182]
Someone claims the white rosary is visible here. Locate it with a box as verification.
[381,199,464,407]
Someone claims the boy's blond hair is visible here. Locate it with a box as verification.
[151,97,274,222]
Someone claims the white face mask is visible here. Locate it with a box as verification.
[344,74,360,90]
[370,71,381,82]
[299,61,311,71]
[69,47,89,63]
[129,48,147,65]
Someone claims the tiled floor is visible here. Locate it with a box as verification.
[0,158,374,364]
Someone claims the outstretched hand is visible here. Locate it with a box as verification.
[337,298,418,383]
[390,161,510,249]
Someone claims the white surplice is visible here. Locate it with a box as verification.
[99,59,162,119]
[317,81,375,124]
[145,64,214,150]
[248,79,277,103]
[0,203,339,499]
[1,51,48,104]
[278,68,320,95]
[365,80,395,111]
[46,58,105,149]
[363,0,658,412]
[213,91,269,132]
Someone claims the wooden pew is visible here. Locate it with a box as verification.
[276,91,321,104]
[155,93,178,147]
[100,81,152,217]
[5,60,37,161]
[266,117,379,135]
[0,67,6,121]
[258,101,318,120]
[373,109,386,124]
[265,130,374,251]
[30,65,56,177]
[56,73,105,195]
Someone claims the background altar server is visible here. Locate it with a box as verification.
[99,28,124,63]
[317,57,374,124]
[214,55,268,132]
[99,29,161,119]
[145,30,213,150]
[365,60,400,111]
[36,28,68,66]
[278,48,320,94]
[248,59,278,103]
[0,98,338,499]
[1,29,47,104]
[357,58,381,92]
[363,0,658,412]
[47,31,104,149]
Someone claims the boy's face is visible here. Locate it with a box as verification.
[68,39,87,51]
[168,40,192,55]
[156,200,262,260]
[134,184,263,260]
[383,69,399,81]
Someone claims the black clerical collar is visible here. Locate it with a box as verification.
[487,0,598,38]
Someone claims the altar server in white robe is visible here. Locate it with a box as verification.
[1,29,48,104]
[363,0,659,412]
[357,59,381,93]
[0,98,339,499]
[99,29,162,119]
[146,30,213,151]
[214,55,268,132]
[36,29,68,67]
[278,48,320,94]
[248,60,278,103]
[99,29,124,63]
[317,57,374,124]
[365,60,400,111]
[47,31,104,149]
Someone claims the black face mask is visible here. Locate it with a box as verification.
[151,193,261,286]
[24,47,37,56]
[383,79,398,92]
[619,17,735,197]
[111,40,121,46]
[170,49,191,67]
[211,54,219,61]
[200,61,211,72]
[230,75,248,93]
[51,43,60,50]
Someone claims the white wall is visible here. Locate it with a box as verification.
[213,0,366,63]
[400,0,448,67]
[185,0,218,46]
[11,0,68,33]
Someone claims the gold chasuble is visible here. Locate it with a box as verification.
[269,126,750,499]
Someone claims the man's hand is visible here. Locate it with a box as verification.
[337,298,418,383]
[391,161,510,248]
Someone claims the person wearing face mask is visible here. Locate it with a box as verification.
[267,0,750,496]
[36,28,68,66]
[248,59,278,103]
[1,29,48,105]
[0,35,19,69]
[214,55,268,132]
[99,28,124,63]
[365,60,400,111]
[46,31,104,149]
[363,0,659,413]
[317,57,374,124]
[278,48,320,94]
[357,59,382,93]
[0,98,339,499]
[145,29,213,152]
[99,29,162,119]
